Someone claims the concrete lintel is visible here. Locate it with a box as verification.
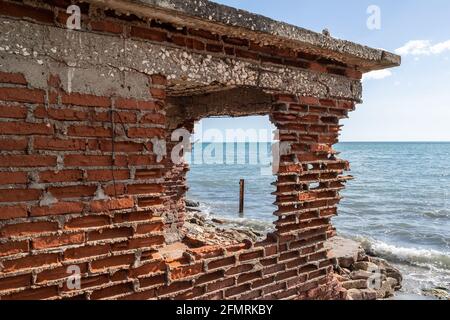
[87,0,401,72]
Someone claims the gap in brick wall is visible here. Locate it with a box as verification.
[184,116,277,247]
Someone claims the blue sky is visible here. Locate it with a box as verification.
[196,0,450,142]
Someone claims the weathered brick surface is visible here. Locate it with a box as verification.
[0,0,359,300]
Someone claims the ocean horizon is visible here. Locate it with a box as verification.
[187,141,450,297]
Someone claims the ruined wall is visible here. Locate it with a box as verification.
[0,0,360,300]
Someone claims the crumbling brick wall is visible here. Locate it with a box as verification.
[0,0,363,300]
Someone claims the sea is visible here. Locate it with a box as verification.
[186,142,450,297]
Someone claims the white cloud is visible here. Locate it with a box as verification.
[362,69,392,81]
[395,40,450,56]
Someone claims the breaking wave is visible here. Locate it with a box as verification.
[357,236,450,271]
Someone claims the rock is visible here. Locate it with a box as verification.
[422,288,450,300]
[186,207,202,213]
[369,257,402,288]
[342,279,367,290]
[185,199,200,207]
[386,277,398,289]
[376,280,395,299]
[350,270,373,280]
[360,289,377,300]
[346,289,363,300]
[334,274,348,282]
[353,261,380,272]
[212,218,224,224]
[325,237,363,268]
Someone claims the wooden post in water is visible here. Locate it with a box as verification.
[239,179,245,214]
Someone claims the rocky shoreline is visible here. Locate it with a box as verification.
[325,237,402,300]
[183,200,405,300]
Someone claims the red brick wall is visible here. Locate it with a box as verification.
[0,0,359,300]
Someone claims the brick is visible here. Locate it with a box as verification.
[86,169,129,181]
[195,270,223,286]
[130,260,166,278]
[130,26,168,42]
[150,74,167,86]
[0,138,28,151]
[134,168,162,180]
[126,127,165,139]
[63,274,110,292]
[122,288,156,300]
[87,227,133,241]
[64,244,110,260]
[65,215,110,230]
[205,43,223,53]
[225,283,250,297]
[61,93,110,107]
[38,170,84,183]
[140,113,165,125]
[188,28,219,41]
[1,286,59,300]
[135,221,164,234]
[0,171,28,184]
[0,1,54,23]
[112,235,164,251]
[0,155,56,168]
[64,155,116,167]
[90,20,124,34]
[207,256,235,270]
[275,270,298,282]
[47,185,97,199]
[113,211,153,224]
[90,282,134,300]
[90,197,134,213]
[0,122,53,135]
[0,274,31,291]
[0,205,28,220]
[239,250,264,261]
[99,140,143,152]
[0,240,29,257]
[34,137,86,151]
[128,155,157,166]
[33,232,84,250]
[237,271,261,284]
[139,274,165,289]
[115,98,160,111]
[158,281,191,296]
[0,88,45,103]
[110,270,128,282]
[0,72,27,85]
[2,253,59,273]
[149,88,166,100]
[309,62,328,73]
[31,201,84,217]
[137,197,164,207]
[263,282,286,295]
[225,264,254,276]
[171,263,203,280]
[0,221,58,237]
[36,263,88,283]
[185,37,205,50]
[127,183,164,195]
[252,277,274,289]
[235,48,259,60]
[298,96,320,106]
[67,125,111,138]
[90,254,135,271]
[34,105,89,121]
[0,104,28,118]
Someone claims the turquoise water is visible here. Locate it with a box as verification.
[187,142,450,295]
